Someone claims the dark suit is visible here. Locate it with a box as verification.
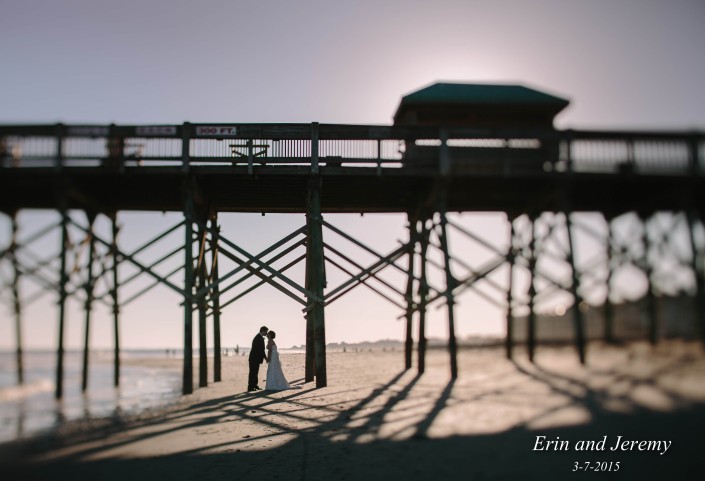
[248,333,266,390]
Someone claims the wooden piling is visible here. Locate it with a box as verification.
[183,190,194,395]
[81,214,96,392]
[197,220,208,388]
[687,140,705,344]
[404,214,416,371]
[307,178,327,387]
[304,212,316,383]
[210,214,222,383]
[527,216,537,363]
[55,207,69,399]
[10,212,23,384]
[564,210,587,364]
[604,215,615,343]
[686,210,705,344]
[640,213,658,346]
[417,219,429,375]
[111,213,120,387]
[505,216,515,360]
[438,202,458,379]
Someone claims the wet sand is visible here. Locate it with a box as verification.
[2,341,705,480]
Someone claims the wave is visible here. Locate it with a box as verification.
[0,378,54,402]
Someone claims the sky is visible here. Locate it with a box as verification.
[1,0,704,351]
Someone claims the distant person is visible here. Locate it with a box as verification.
[248,326,268,391]
[103,136,124,169]
[265,331,301,391]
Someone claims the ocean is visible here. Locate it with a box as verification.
[0,349,184,444]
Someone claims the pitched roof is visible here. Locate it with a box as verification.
[398,82,570,107]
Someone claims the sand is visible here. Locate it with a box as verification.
[2,340,705,480]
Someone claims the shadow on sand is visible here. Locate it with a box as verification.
[2,349,705,481]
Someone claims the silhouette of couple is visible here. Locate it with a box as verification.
[248,326,300,391]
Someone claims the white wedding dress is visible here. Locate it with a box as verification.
[265,344,299,390]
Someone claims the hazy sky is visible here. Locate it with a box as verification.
[1,0,704,351]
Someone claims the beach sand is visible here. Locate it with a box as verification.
[2,341,705,480]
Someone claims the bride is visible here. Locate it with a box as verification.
[265,331,300,391]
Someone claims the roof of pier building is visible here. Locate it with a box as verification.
[393,82,570,129]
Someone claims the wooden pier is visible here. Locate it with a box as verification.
[2,84,704,397]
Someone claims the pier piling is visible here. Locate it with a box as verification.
[210,213,222,383]
[81,213,96,392]
[404,214,416,371]
[111,213,120,387]
[10,211,23,385]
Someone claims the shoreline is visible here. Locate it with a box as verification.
[2,340,705,480]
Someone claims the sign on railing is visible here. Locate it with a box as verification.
[0,123,702,176]
[194,126,238,137]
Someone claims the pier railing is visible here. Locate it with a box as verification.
[0,123,702,176]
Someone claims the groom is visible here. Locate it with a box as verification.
[248,326,269,391]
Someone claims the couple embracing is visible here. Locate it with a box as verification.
[248,326,300,391]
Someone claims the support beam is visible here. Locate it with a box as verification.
[437,196,458,379]
[197,221,208,388]
[307,178,327,387]
[323,242,406,300]
[448,217,570,305]
[116,245,185,307]
[323,254,405,309]
[81,214,97,392]
[183,189,194,395]
[323,242,410,304]
[210,213,222,383]
[216,238,304,299]
[686,210,705,344]
[404,214,416,371]
[111,214,120,387]
[55,207,69,399]
[527,216,537,363]
[68,217,186,297]
[304,215,315,382]
[564,210,587,364]
[505,216,515,360]
[195,225,306,301]
[640,214,658,346]
[418,219,430,375]
[215,235,314,305]
[322,220,411,279]
[10,212,23,384]
[604,216,615,343]
[220,254,306,310]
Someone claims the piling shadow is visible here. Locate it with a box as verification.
[3,353,705,481]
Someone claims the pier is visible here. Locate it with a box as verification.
[1,83,704,397]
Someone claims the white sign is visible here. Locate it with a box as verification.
[135,126,177,136]
[67,126,110,137]
[195,126,238,137]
